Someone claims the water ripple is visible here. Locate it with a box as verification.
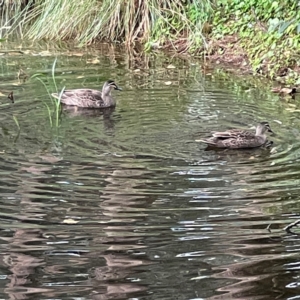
[0,44,299,300]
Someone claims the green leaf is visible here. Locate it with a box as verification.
[278,20,294,34]
[271,1,278,9]
[268,18,281,32]
[295,77,300,85]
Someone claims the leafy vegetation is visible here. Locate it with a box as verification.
[0,0,300,79]
[212,0,300,81]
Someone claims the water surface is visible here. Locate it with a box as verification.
[0,42,299,300]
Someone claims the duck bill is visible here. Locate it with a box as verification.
[268,128,275,135]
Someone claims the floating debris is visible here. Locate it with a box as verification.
[8,91,14,103]
[17,68,28,81]
[271,86,297,96]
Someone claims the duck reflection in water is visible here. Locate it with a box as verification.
[62,106,117,131]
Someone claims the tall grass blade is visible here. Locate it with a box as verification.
[51,57,58,93]
[12,115,20,131]
[32,75,53,127]
[0,0,213,52]
[55,86,65,128]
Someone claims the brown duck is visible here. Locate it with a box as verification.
[51,80,122,108]
[196,122,273,149]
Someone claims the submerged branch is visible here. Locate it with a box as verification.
[284,219,300,234]
[0,50,24,54]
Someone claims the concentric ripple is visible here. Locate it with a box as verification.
[0,43,299,300]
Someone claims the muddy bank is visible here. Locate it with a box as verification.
[166,34,296,78]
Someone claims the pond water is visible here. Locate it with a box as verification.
[0,42,300,300]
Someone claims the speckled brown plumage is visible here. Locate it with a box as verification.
[51,80,122,108]
[196,122,273,149]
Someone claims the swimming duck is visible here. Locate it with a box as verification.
[51,80,122,108]
[196,122,273,149]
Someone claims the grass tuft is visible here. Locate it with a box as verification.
[31,58,62,127]
[2,0,212,51]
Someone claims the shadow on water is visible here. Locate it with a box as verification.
[0,41,300,299]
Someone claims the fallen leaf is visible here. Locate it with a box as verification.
[285,108,300,112]
[71,52,84,57]
[281,87,296,94]
[167,64,176,69]
[87,58,100,64]
[39,51,52,56]
[271,86,297,95]
[63,218,79,224]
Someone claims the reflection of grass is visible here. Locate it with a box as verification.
[31,58,64,127]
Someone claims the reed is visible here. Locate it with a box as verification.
[31,58,63,128]
[12,115,20,131]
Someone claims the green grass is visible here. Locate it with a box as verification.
[12,115,20,131]
[1,0,299,79]
[31,58,63,128]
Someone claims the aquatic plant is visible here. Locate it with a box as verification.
[31,58,63,128]
[12,115,20,131]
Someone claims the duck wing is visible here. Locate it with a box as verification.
[53,89,104,108]
[216,136,266,148]
[212,129,255,140]
[196,135,266,149]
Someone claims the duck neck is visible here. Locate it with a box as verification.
[103,91,115,106]
[255,126,264,136]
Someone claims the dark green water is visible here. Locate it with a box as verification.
[0,42,300,300]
